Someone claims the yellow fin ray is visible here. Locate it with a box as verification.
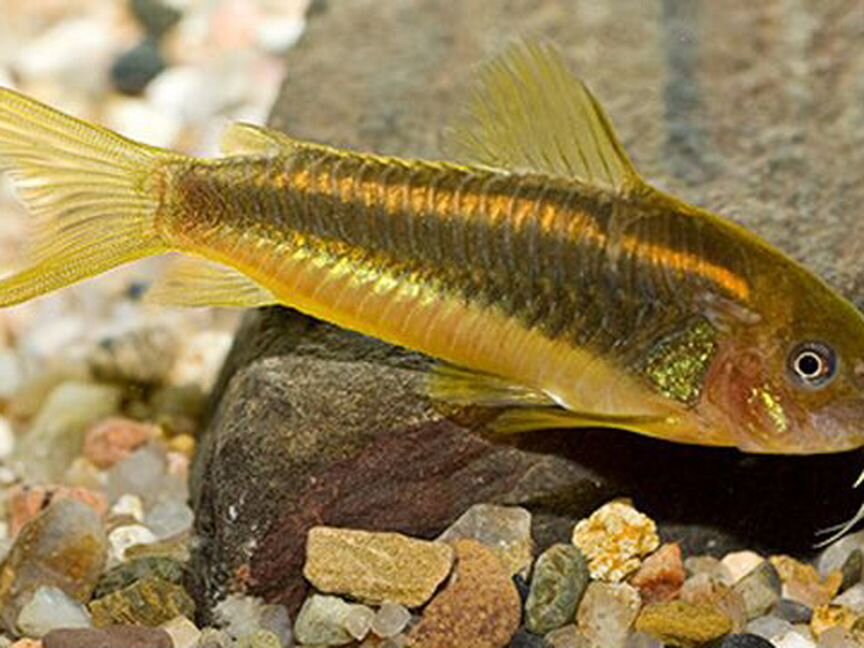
[426,364,555,408]
[220,123,298,157]
[491,407,669,436]
[0,88,179,306]
[445,41,641,190]
[146,256,278,308]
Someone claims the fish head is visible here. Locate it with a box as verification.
[702,277,864,454]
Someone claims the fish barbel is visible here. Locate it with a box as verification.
[1,42,864,465]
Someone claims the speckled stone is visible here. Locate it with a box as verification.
[772,598,813,624]
[571,501,659,582]
[408,539,520,648]
[543,624,591,648]
[839,549,863,592]
[525,544,589,634]
[438,504,534,577]
[304,526,454,607]
[576,582,642,648]
[732,561,782,620]
[635,600,732,647]
[680,574,747,632]
[810,604,859,638]
[293,594,363,646]
[508,628,548,647]
[88,577,195,627]
[707,634,774,648]
[0,500,106,634]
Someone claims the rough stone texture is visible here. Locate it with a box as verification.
[0,500,106,634]
[407,539,521,648]
[88,577,195,628]
[630,543,687,604]
[634,600,733,647]
[524,544,589,635]
[303,526,453,607]
[192,0,864,618]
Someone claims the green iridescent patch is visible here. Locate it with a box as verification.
[642,319,718,406]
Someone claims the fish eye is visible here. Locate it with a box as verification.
[788,342,838,389]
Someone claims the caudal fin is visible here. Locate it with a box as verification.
[0,87,181,306]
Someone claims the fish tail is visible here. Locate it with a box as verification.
[0,87,182,306]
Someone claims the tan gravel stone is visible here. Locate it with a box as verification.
[304,526,454,608]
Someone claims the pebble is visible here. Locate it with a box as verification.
[42,626,172,648]
[88,577,195,627]
[746,615,794,642]
[304,526,454,607]
[508,628,549,647]
[818,532,864,578]
[723,552,766,583]
[833,583,864,614]
[0,500,106,633]
[130,0,183,38]
[8,484,108,536]
[0,416,14,459]
[630,543,686,604]
[12,381,121,483]
[343,605,375,641]
[107,445,185,506]
[236,630,282,648]
[625,632,664,648]
[773,630,817,648]
[9,641,41,648]
[160,615,201,648]
[83,417,159,469]
[16,586,92,637]
[524,543,589,634]
[408,539,521,648]
[685,556,733,584]
[437,503,534,577]
[774,598,815,624]
[94,556,187,599]
[88,326,178,385]
[544,624,591,647]
[817,626,860,647]
[680,574,747,631]
[144,499,194,540]
[213,594,292,647]
[732,560,782,620]
[108,525,158,563]
[571,501,660,582]
[110,494,146,523]
[709,634,774,647]
[371,601,411,638]
[196,629,233,648]
[634,600,732,647]
[149,384,206,436]
[839,549,862,592]
[771,555,841,608]
[576,582,642,648]
[293,594,360,647]
[810,604,859,638]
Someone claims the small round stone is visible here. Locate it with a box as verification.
[772,598,813,624]
[371,601,411,638]
[343,604,375,641]
[110,39,166,96]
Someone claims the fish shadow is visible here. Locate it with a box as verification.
[514,427,864,558]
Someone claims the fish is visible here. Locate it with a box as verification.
[1,41,864,468]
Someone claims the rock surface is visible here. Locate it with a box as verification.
[191,0,864,618]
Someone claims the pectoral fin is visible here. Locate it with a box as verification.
[426,364,555,408]
[491,407,669,435]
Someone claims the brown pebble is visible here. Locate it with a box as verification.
[630,543,686,604]
[408,539,520,648]
[83,417,159,469]
[8,484,108,536]
[770,554,842,608]
[43,626,172,648]
[10,640,42,648]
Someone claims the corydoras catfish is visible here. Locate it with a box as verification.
[1,43,864,533]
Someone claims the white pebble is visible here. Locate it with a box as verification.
[833,582,864,614]
[256,17,305,54]
[818,530,864,577]
[343,605,375,641]
[104,99,182,149]
[0,350,22,400]
[721,550,764,583]
[747,615,793,641]
[17,586,91,637]
[818,626,859,648]
[372,601,411,638]
[145,498,195,539]
[161,615,201,648]
[774,630,816,648]
[111,494,145,522]
[108,524,157,563]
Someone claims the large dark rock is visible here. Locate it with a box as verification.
[191,0,864,618]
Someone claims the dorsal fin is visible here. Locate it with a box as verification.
[220,122,298,156]
[445,41,642,191]
[146,255,278,308]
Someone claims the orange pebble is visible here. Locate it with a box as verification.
[83,417,159,469]
[8,484,108,536]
